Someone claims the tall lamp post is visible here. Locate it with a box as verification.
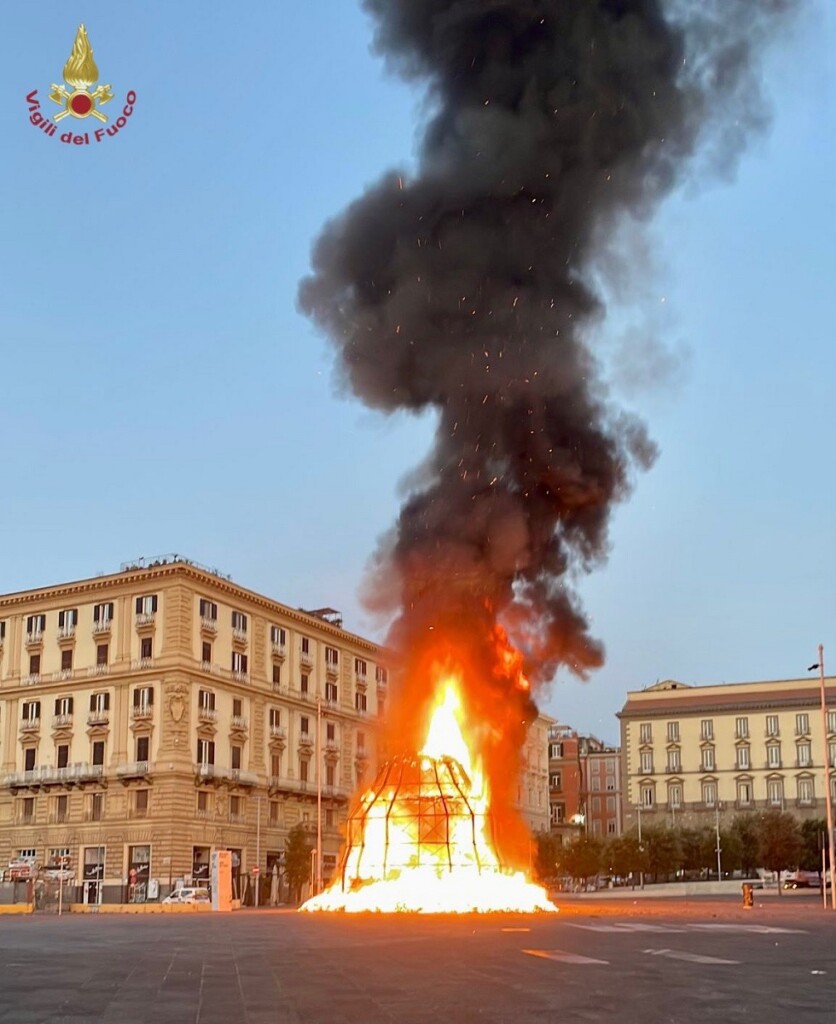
[714,801,723,883]
[808,647,836,910]
[637,802,644,890]
[316,696,323,895]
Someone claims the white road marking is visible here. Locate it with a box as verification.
[687,923,806,935]
[568,922,685,933]
[522,949,609,965]
[643,948,739,965]
[501,927,531,932]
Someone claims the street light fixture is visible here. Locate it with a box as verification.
[807,646,836,910]
[714,801,723,883]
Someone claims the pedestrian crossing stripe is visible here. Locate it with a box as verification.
[567,922,806,936]
[643,948,740,965]
[522,949,610,965]
[687,924,805,935]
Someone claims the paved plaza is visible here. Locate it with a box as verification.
[0,898,833,1023]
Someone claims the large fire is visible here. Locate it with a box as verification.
[301,676,556,914]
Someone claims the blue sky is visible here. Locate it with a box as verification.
[1,3,833,744]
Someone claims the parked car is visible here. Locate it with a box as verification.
[783,870,821,889]
[162,887,210,904]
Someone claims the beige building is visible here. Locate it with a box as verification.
[619,677,836,828]
[0,558,388,903]
[517,713,555,835]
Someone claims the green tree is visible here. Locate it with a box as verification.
[558,835,603,885]
[643,824,681,882]
[798,819,827,873]
[758,810,803,893]
[730,814,760,877]
[284,823,314,903]
[605,833,647,883]
[678,827,715,875]
[534,832,563,883]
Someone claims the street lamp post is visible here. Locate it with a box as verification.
[714,801,723,882]
[809,647,836,910]
[637,803,644,890]
[316,696,323,895]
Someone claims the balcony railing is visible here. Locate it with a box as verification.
[299,650,313,668]
[232,670,249,683]
[271,642,286,659]
[21,674,41,686]
[48,811,70,824]
[128,806,149,819]
[197,707,218,723]
[52,714,73,729]
[230,716,248,731]
[354,670,367,687]
[135,612,156,628]
[88,710,110,727]
[131,705,153,720]
[232,628,248,644]
[324,740,340,756]
[87,664,110,677]
[228,813,246,825]
[20,718,40,732]
[57,624,76,641]
[200,616,218,634]
[325,661,339,678]
[375,673,388,690]
[269,725,287,742]
[25,630,44,646]
[116,761,151,778]
[298,734,313,749]
[16,814,35,825]
[4,764,104,787]
[92,619,112,636]
[130,658,153,671]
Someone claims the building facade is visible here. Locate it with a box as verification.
[0,559,388,903]
[547,724,622,842]
[619,677,836,830]
[517,713,554,835]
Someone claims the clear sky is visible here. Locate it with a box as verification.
[2,3,833,745]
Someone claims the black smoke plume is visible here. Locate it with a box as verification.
[299,1,796,715]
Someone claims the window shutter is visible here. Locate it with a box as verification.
[135,597,142,614]
[68,698,74,713]
[108,602,114,619]
[104,692,110,710]
[58,610,65,628]
[71,609,78,625]
[147,688,154,706]
[151,595,158,612]
[54,699,60,715]
[90,694,96,712]
[208,742,215,765]
[133,688,140,707]
[34,701,40,717]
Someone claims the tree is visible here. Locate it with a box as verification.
[758,810,803,892]
[605,833,647,883]
[558,835,603,885]
[284,823,314,903]
[798,819,827,873]
[678,827,715,875]
[643,825,680,882]
[534,832,563,883]
[730,814,761,877]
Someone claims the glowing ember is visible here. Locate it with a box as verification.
[301,678,556,914]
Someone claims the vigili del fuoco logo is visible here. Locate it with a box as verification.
[25,24,136,145]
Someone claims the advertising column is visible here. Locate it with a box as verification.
[210,850,232,911]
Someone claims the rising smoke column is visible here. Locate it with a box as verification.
[300,0,796,860]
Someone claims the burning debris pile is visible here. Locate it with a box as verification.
[299,1,796,912]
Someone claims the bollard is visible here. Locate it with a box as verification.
[742,882,754,909]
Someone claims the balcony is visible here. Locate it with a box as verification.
[200,616,218,635]
[25,630,44,647]
[196,807,213,820]
[128,805,149,819]
[52,714,73,730]
[48,811,70,824]
[92,619,112,636]
[135,611,156,629]
[229,769,258,786]
[20,717,40,733]
[232,670,249,684]
[57,624,76,642]
[354,670,367,690]
[88,710,110,727]
[87,664,110,678]
[84,808,104,822]
[130,657,153,671]
[299,650,313,669]
[228,813,246,825]
[325,660,339,679]
[230,715,248,732]
[375,672,388,691]
[271,642,286,659]
[131,705,153,721]
[21,674,41,687]
[16,813,35,826]
[324,740,340,758]
[298,735,313,751]
[116,761,151,778]
[5,764,104,787]
[269,725,287,743]
[197,707,218,724]
[232,627,248,645]
[796,724,811,737]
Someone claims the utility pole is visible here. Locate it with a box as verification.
[255,795,261,908]
[316,696,323,895]
[637,803,644,890]
[715,802,723,883]
[814,647,836,909]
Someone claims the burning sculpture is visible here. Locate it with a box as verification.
[298,1,795,913]
[303,679,555,913]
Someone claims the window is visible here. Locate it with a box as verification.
[551,804,565,824]
[202,641,212,664]
[270,625,286,646]
[766,714,779,737]
[232,698,242,718]
[767,778,784,806]
[796,713,810,736]
[269,708,281,729]
[196,738,215,765]
[93,602,114,624]
[89,793,103,821]
[640,784,655,807]
[607,820,617,835]
[28,653,41,676]
[666,721,680,743]
[300,717,309,735]
[702,746,715,772]
[639,723,652,744]
[326,765,335,787]
[197,790,210,815]
[53,794,69,822]
[355,692,367,713]
[829,740,836,768]
[133,686,153,710]
[58,608,78,630]
[735,717,749,739]
[375,666,388,685]
[269,800,280,825]
[231,746,242,770]
[19,798,35,823]
[231,610,247,632]
[591,776,601,791]
[96,644,108,666]
[90,692,110,712]
[0,621,4,641]
[199,599,218,620]
[355,658,367,675]
[26,614,46,635]
[797,742,812,767]
[135,594,158,615]
[640,751,653,774]
[797,777,814,804]
[56,745,69,769]
[92,741,105,766]
[198,689,215,711]
[549,742,563,759]
[300,673,309,695]
[24,748,36,772]
[737,745,750,770]
[136,736,149,762]
[22,700,40,723]
[591,796,601,813]
[135,789,149,816]
[60,649,73,672]
[232,651,248,675]
[299,760,309,783]
[301,637,310,655]
[828,710,836,734]
[737,780,752,806]
[666,750,681,773]
[702,780,717,806]
[54,696,73,716]
[668,783,682,808]
[550,771,562,790]
[140,636,153,659]
[700,720,714,741]
[767,744,782,768]
[326,808,334,829]
[325,681,338,703]
[272,664,281,685]
[606,796,616,812]
[325,646,339,667]
[326,723,336,742]
[271,753,281,778]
